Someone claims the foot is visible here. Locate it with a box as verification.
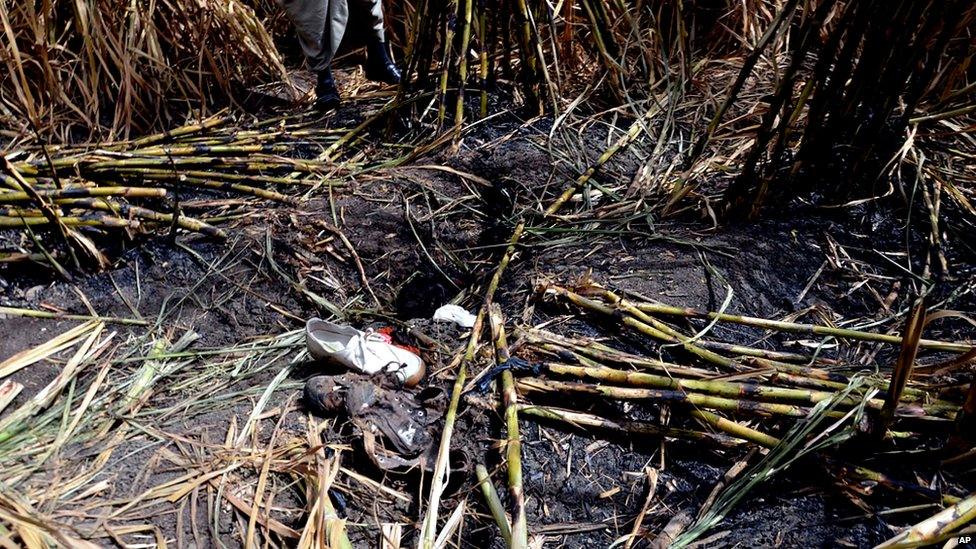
[315,69,341,111]
[364,40,401,85]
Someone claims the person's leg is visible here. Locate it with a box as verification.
[280,0,343,109]
[280,0,331,73]
[351,0,401,84]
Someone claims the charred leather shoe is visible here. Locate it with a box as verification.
[364,40,401,85]
[315,69,341,111]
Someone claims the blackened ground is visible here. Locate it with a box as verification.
[1,93,973,548]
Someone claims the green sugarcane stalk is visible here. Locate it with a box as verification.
[536,337,951,410]
[57,198,226,238]
[131,143,294,157]
[586,285,951,401]
[520,327,716,379]
[137,174,295,203]
[454,0,476,133]
[0,215,138,229]
[84,157,323,172]
[695,340,823,364]
[688,409,781,448]
[541,362,956,417]
[514,0,540,108]
[537,342,714,379]
[545,284,767,371]
[876,492,976,548]
[547,284,894,399]
[517,377,818,418]
[0,306,148,325]
[489,304,528,548]
[543,362,858,407]
[589,286,853,384]
[125,113,231,149]
[119,168,322,187]
[475,464,513,545]
[594,287,972,354]
[0,187,166,202]
[518,404,739,447]
[2,161,82,270]
[421,221,525,549]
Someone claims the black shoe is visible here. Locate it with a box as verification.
[364,40,401,85]
[315,69,341,111]
[304,375,344,416]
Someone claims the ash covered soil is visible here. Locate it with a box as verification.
[1,99,971,548]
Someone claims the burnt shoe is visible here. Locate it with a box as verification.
[304,375,345,415]
[314,69,341,111]
[364,40,401,85]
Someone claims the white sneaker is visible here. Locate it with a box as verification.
[305,318,425,387]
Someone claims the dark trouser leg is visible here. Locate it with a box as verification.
[353,0,400,84]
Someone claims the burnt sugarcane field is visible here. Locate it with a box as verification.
[1,0,976,547]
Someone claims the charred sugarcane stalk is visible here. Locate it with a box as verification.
[421,222,525,549]
[876,492,976,548]
[0,214,138,229]
[518,404,739,447]
[517,377,819,418]
[489,303,528,548]
[0,187,165,202]
[57,199,226,238]
[544,283,851,387]
[580,286,972,354]
[541,362,876,409]
[475,464,513,545]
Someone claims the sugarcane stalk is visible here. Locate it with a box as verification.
[877,300,926,438]
[475,464,513,545]
[544,284,750,369]
[436,0,460,128]
[488,303,528,548]
[689,409,781,448]
[520,328,715,379]
[138,174,295,203]
[519,404,739,447]
[875,492,976,548]
[130,143,295,157]
[477,0,489,117]
[544,100,663,216]
[0,186,166,202]
[695,340,822,364]
[564,284,950,401]
[2,159,81,270]
[517,377,818,418]
[57,198,226,238]
[603,288,972,354]
[420,221,525,549]
[584,285,852,382]
[118,168,322,187]
[85,156,323,172]
[831,463,962,507]
[513,0,540,108]
[0,215,138,229]
[454,0,475,133]
[124,113,231,149]
[543,362,861,408]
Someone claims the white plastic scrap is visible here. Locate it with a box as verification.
[432,304,477,328]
